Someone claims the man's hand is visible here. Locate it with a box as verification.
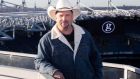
[53,71,65,79]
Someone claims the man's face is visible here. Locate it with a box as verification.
[55,10,73,30]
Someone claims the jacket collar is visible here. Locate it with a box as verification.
[51,23,85,40]
[51,23,85,61]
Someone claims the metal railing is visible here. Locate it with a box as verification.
[0,51,140,79]
[103,62,140,79]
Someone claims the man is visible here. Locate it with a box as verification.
[35,0,103,79]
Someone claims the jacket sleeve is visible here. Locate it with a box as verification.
[34,35,57,76]
[88,32,103,79]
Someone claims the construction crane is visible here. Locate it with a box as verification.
[77,0,80,5]
[47,0,51,8]
[0,0,26,11]
[108,0,112,11]
[21,0,26,11]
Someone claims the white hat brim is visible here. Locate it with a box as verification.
[47,6,80,21]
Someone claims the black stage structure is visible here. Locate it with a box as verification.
[0,10,140,68]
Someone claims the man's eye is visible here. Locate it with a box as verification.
[60,15,63,17]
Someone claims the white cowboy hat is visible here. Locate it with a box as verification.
[47,0,81,21]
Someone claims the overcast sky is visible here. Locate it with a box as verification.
[3,0,140,8]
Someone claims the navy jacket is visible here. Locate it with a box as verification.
[35,23,103,79]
